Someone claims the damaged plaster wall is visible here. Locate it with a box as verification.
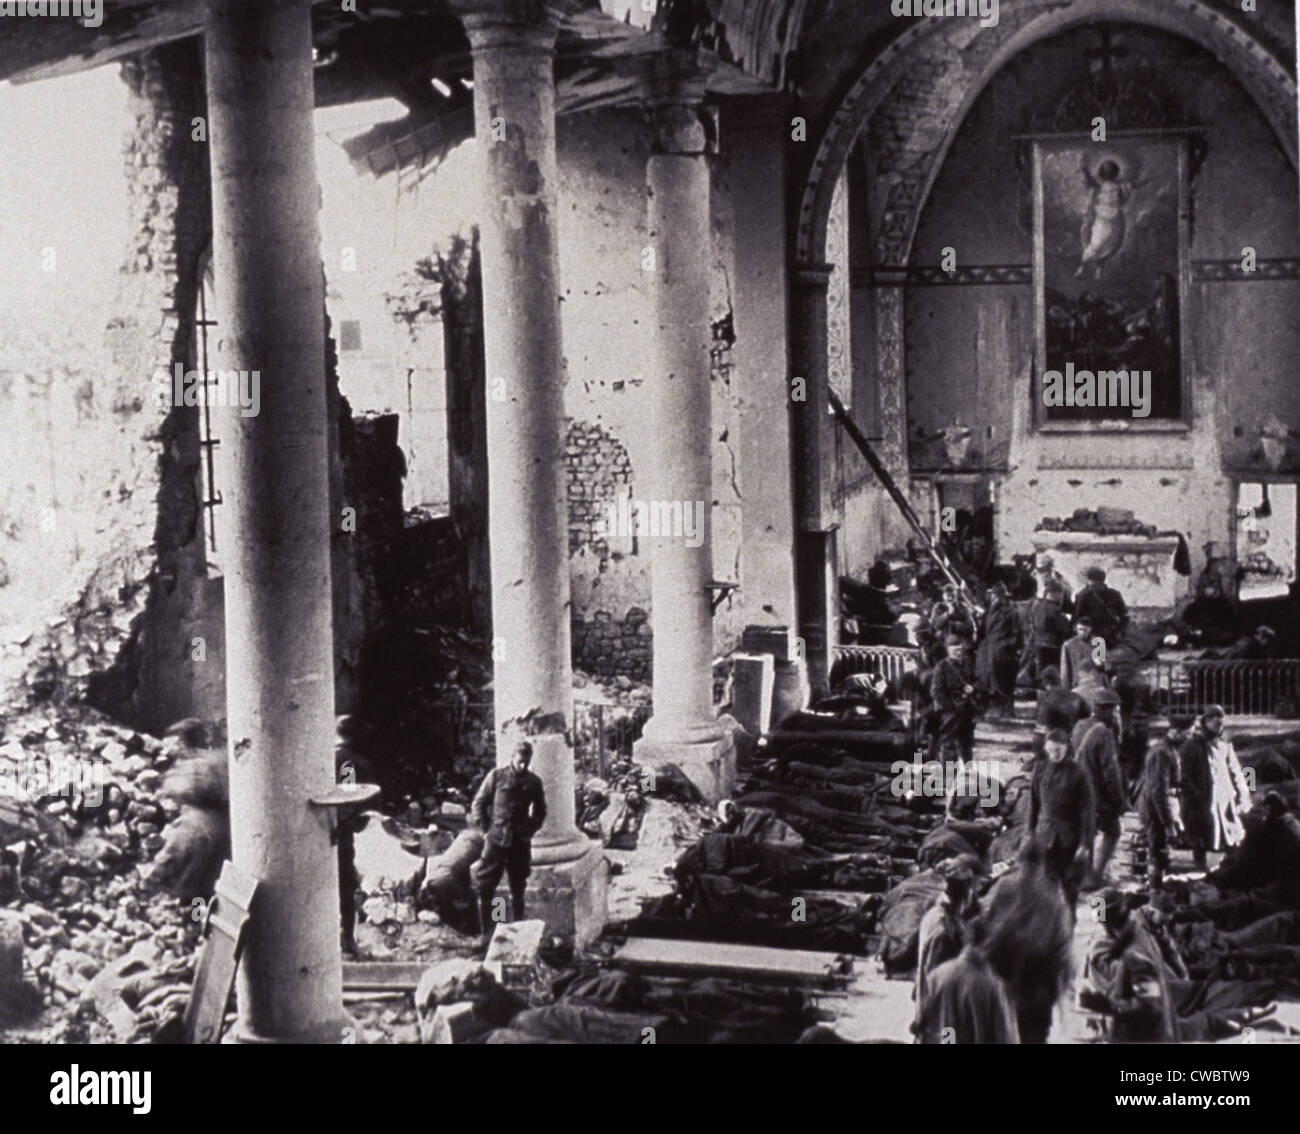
[555,106,792,676]
[906,24,1299,598]
[343,103,796,682]
[0,45,412,740]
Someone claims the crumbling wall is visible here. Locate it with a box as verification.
[117,42,220,733]
[0,42,220,731]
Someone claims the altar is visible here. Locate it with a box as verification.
[1032,531,1184,614]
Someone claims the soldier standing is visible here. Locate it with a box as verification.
[470,742,548,945]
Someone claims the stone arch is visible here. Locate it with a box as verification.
[794,0,1297,270]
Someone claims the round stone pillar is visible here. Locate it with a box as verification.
[204,0,346,1042]
[632,65,735,804]
[454,0,605,945]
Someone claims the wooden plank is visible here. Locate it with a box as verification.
[342,961,430,992]
[183,861,258,1045]
[612,937,853,986]
[342,990,407,1004]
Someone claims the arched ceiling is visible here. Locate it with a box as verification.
[782,0,1297,265]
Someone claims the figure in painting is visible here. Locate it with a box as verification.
[1076,157,1145,279]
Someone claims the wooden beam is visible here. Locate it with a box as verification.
[2,1,203,85]
[612,937,855,985]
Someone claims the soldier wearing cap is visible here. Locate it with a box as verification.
[1178,704,1252,869]
[1137,714,1191,891]
[913,853,983,1026]
[931,634,977,764]
[1075,566,1128,647]
[470,741,548,945]
[1029,727,1095,892]
[1034,553,1074,616]
[1081,888,1180,1042]
[1072,687,1126,888]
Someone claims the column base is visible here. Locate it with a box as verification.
[226,1010,359,1044]
[634,730,736,805]
[525,840,607,949]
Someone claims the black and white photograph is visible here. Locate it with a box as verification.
[0,0,1299,1095]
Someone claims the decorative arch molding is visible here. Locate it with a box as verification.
[793,0,1298,270]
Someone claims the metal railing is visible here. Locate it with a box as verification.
[831,645,921,690]
[1138,658,1300,717]
[573,701,643,779]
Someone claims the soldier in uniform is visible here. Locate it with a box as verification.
[931,635,977,764]
[1136,715,1190,892]
[470,741,548,945]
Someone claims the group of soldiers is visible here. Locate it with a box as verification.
[911,696,1255,1044]
[911,557,1129,766]
[901,552,1269,1044]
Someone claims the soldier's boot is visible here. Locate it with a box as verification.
[1146,861,1163,893]
[510,884,527,923]
[477,892,496,947]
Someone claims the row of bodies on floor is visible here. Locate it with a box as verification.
[594,671,1300,1043]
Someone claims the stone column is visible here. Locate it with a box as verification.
[790,263,837,698]
[632,57,735,804]
[452,0,605,946]
[204,0,345,1042]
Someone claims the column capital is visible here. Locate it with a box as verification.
[449,0,578,45]
[640,49,717,156]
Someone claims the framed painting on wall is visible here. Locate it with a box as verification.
[1031,131,1191,430]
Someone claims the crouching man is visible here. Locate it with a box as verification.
[470,742,548,946]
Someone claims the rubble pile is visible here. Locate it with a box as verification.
[1036,506,1162,538]
[0,707,201,1042]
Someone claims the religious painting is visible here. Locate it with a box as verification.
[1032,133,1189,427]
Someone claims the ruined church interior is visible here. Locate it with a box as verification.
[4,0,1300,1071]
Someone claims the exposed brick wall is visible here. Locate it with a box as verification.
[565,418,632,559]
[564,418,649,678]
